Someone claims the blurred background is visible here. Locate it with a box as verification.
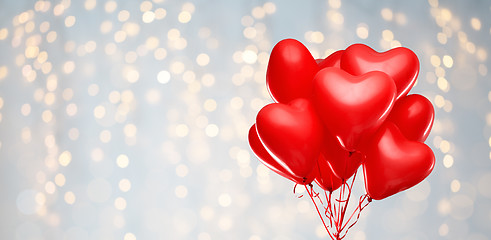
[0,0,490,239]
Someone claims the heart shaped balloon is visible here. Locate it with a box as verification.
[313,67,396,151]
[363,122,435,200]
[266,39,319,104]
[387,94,434,142]
[317,50,344,69]
[321,130,364,181]
[248,124,315,184]
[314,154,343,192]
[256,98,323,181]
[341,44,419,100]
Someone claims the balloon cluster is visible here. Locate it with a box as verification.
[248,39,435,239]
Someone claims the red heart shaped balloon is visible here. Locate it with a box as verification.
[321,130,364,181]
[256,98,323,180]
[266,39,319,104]
[387,94,434,142]
[318,50,344,69]
[341,44,419,100]
[313,67,396,151]
[314,154,343,192]
[363,122,435,200]
[248,124,315,185]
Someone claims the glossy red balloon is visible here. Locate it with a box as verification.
[318,50,344,69]
[314,154,343,192]
[313,67,396,151]
[266,39,319,104]
[387,94,434,142]
[363,122,435,200]
[341,44,420,100]
[248,124,315,184]
[256,98,323,181]
[321,130,364,181]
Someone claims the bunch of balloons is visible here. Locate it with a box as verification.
[248,39,435,239]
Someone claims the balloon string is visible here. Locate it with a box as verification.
[339,171,357,229]
[305,185,335,240]
[340,194,365,233]
[339,194,371,239]
[293,184,303,198]
[324,191,333,227]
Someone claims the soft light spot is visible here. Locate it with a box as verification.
[105,1,117,13]
[154,48,167,60]
[21,103,31,116]
[117,154,129,168]
[252,7,265,19]
[66,103,77,116]
[64,191,76,205]
[124,124,137,137]
[470,17,481,31]
[356,24,369,39]
[230,97,243,110]
[218,193,232,207]
[438,224,449,236]
[157,70,171,84]
[382,30,394,41]
[196,53,210,66]
[328,0,341,9]
[434,95,445,108]
[437,77,449,92]
[381,8,393,21]
[63,61,75,74]
[263,2,276,14]
[200,206,214,221]
[125,69,139,83]
[440,140,451,153]
[65,16,76,27]
[155,8,167,19]
[170,61,185,74]
[201,74,215,87]
[118,10,130,22]
[119,179,131,192]
[450,179,461,192]
[175,185,188,198]
[45,181,56,194]
[142,11,155,23]
[176,124,189,137]
[0,66,8,80]
[114,197,127,210]
[68,128,79,141]
[176,164,189,177]
[124,233,136,240]
[91,148,104,162]
[58,151,72,167]
[442,55,453,68]
[84,0,96,10]
[204,99,217,112]
[0,28,8,40]
[94,105,106,119]
[88,83,99,96]
[242,50,257,64]
[54,173,66,187]
[205,124,219,137]
[178,11,191,23]
[42,110,53,123]
[443,154,454,168]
